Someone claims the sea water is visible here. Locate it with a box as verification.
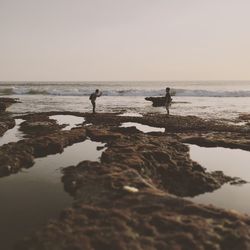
[188,145,250,215]
[1,81,250,119]
[0,139,105,250]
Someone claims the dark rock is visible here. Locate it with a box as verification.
[0,127,86,177]
[19,114,64,137]
[0,102,7,112]
[84,113,243,133]
[0,98,18,136]
[16,160,250,250]
[4,111,250,249]
[0,116,15,136]
[0,97,20,113]
[239,114,250,121]
[230,178,248,185]
[85,126,239,197]
[86,127,123,142]
[182,132,250,151]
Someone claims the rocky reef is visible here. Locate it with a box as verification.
[19,114,66,138]
[0,111,87,177]
[87,126,239,197]
[0,126,86,177]
[18,175,250,249]
[9,112,250,250]
[0,97,19,113]
[0,115,15,137]
[1,105,250,249]
[0,98,19,136]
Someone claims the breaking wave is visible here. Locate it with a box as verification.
[1,85,250,97]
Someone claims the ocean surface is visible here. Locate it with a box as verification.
[1,81,250,119]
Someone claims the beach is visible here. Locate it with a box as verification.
[2,0,250,247]
[2,81,250,120]
[0,82,250,249]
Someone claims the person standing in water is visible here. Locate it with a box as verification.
[89,89,102,113]
[165,87,172,115]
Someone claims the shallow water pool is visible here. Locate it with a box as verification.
[0,139,105,250]
[120,122,165,133]
[50,115,85,130]
[188,145,250,215]
[0,119,24,146]
[118,112,143,117]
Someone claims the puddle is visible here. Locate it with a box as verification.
[227,121,248,126]
[0,119,24,146]
[50,115,85,130]
[120,122,165,133]
[84,123,93,126]
[118,112,143,117]
[0,139,105,250]
[187,144,250,215]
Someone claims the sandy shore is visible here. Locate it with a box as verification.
[0,98,250,250]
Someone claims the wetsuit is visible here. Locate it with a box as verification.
[165,92,172,114]
[89,92,102,113]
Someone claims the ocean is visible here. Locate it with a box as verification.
[1,81,250,120]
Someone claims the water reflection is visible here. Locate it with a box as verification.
[188,145,250,215]
[0,139,105,250]
[120,122,165,133]
[118,112,143,117]
[0,119,24,146]
[50,115,85,130]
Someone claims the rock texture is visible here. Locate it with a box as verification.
[0,97,19,112]
[15,116,250,250]
[20,114,65,137]
[17,160,250,250]
[84,113,245,133]
[0,115,15,137]
[0,110,248,249]
[88,127,240,197]
[0,98,19,136]
[0,127,86,176]
[181,132,250,151]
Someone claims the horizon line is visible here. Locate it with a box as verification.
[1,80,250,83]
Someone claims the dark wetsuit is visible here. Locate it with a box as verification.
[165,92,172,114]
[90,92,101,113]
[165,92,171,105]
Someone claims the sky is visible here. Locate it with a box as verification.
[0,0,250,81]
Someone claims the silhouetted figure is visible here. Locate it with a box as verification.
[165,87,172,115]
[89,89,102,113]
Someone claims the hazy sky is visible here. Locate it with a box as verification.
[1,0,250,81]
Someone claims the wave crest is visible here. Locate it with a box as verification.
[1,86,250,97]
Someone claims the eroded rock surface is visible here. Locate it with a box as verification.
[0,98,19,136]
[20,114,64,137]
[84,113,245,133]
[180,132,250,151]
[87,126,239,197]
[0,115,15,137]
[0,127,86,176]
[0,97,19,112]
[17,160,250,250]
[1,111,248,249]
[16,116,250,250]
